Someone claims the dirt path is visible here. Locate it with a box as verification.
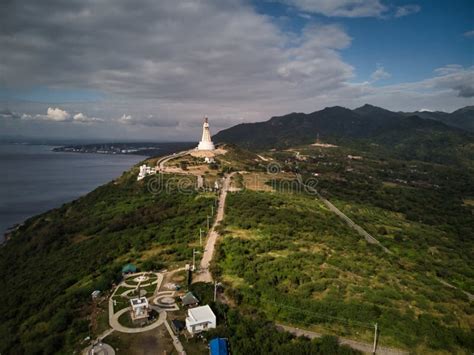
[193,173,234,283]
[297,174,392,254]
[277,324,408,355]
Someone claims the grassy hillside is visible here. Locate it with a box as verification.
[212,139,474,354]
[214,190,473,353]
[0,166,214,353]
[1,130,472,354]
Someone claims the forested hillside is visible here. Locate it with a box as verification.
[0,167,211,353]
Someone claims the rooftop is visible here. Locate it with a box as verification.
[182,292,199,306]
[210,338,228,355]
[122,263,137,273]
[131,297,148,307]
[187,305,215,322]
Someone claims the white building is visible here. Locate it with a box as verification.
[130,297,149,321]
[185,305,216,334]
[137,164,157,181]
[197,117,215,151]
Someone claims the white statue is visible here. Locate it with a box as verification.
[197,117,215,151]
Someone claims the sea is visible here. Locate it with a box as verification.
[0,144,145,242]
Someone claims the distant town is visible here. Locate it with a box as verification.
[53,142,194,157]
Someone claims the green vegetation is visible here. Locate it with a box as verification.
[185,283,360,354]
[214,105,474,159]
[214,190,473,353]
[0,171,214,354]
[205,305,361,354]
[1,130,472,354]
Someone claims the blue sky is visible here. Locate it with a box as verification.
[253,0,473,84]
[1,0,473,140]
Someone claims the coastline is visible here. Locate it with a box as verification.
[0,144,148,243]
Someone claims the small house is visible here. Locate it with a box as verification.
[185,305,216,334]
[181,292,199,308]
[122,263,137,274]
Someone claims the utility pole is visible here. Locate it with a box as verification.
[214,281,217,302]
[192,249,201,271]
[372,322,378,354]
[207,215,211,230]
[211,205,214,216]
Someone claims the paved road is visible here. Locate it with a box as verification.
[277,324,408,355]
[157,150,192,172]
[193,173,234,283]
[164,319,187,354]
[297,174,392,254]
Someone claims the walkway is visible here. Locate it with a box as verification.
[164,320,186,355]
[109,307,167,333]
[193,172,234,283]
[277,324,408,355]
[108,272,164,333]
[82,342,115,355]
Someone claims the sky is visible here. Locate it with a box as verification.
[0,0,473,141]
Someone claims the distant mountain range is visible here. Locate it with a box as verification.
[214,105,474,152]
[401,106,474,132]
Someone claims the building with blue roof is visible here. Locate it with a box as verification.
[209,338,228,355]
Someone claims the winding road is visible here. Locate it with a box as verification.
[157,150,192,172]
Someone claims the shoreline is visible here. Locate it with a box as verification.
[0,144,148,244]
[1,143,192,244]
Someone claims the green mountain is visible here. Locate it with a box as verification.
[214,105,474,165]
[403,106,474,132]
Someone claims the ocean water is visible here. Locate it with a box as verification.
[0,144,145,241]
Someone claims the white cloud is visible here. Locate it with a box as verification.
[73,112,103,123]
[463,30,474,38]
[370,65,391,82]
[117,114,133,124]
[431,65,474,98]
[0,0,472,140]
[394,4,421,18]
[275,0,387,17]
[45,107,70,121]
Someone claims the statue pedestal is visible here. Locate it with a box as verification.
[197,141,215,151]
